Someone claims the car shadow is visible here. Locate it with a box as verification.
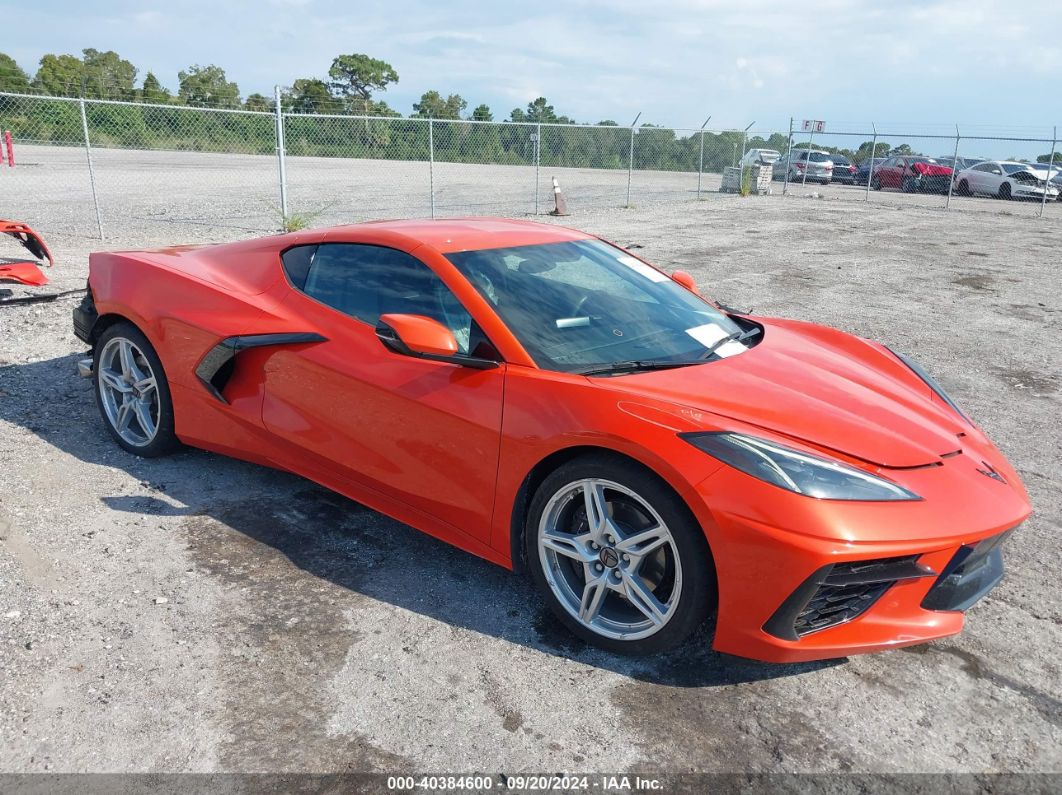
[0,352,841,686]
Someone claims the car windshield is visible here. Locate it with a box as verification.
[446,240,749,373]
[832,156,850,164]
[808,152,832,162]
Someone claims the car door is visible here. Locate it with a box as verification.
[261,242,505,544]
[875,159,900,188]
[981,163,1004,194]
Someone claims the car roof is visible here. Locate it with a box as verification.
[325,217,594,254]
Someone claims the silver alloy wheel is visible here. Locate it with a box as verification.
[537,478,682,641]
[97,337,160,447]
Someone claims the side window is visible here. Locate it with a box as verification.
[281,244,316,290]
[285,243,482,356]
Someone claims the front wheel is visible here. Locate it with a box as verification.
[871,176,881,190]
[94,322,180,457]
[957,179,971,197]
[526,455,715,655]
[998,182,1012,200]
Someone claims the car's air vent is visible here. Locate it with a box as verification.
[795,574,896,635]
[764,555,936,640]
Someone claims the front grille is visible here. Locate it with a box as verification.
[764,555,936,641]
[795,569,900,635]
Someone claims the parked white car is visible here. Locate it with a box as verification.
[739,148,780,168]
[1029,163,1062,200]
[954,160,1060,200]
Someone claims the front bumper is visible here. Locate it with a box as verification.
[691,442,1030,663]
[72,284,98,344]
[912,175,952,193]
[1014,186,1059,199]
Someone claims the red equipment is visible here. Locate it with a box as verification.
[0,263,48,286]
[0,220,53,287]
[3,131,13,167]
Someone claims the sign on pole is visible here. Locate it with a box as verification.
[801,119,826,133]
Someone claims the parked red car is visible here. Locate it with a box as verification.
[871,156,954,194]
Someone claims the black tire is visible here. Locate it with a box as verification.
[998,182,1012,200]
[525,453,716,655]
[901,177,915,193]
[93,322,180,458]
[958,179,971,197]
[871,176,881,190]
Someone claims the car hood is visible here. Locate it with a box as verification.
[912,162,953,177]
[600,318,967,468]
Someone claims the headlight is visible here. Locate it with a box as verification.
[681,432,920,501]
[887,348,970,422]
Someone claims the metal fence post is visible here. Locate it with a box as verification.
[945,125,960,210]
[1040,126,1056,219]
[864,125,877,203]
[428,118,435,219]
[782,117,793,196]
[801,124,814,189]
[696,115,711,198]
[273,85,288,222]
[79,98,104,241]
[741,121,755,163]
[534,123,541,215]
[626,112,641,207]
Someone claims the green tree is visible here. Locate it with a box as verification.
[1036,152,1062,164]
[81,48,137,99]
[369,100,401,118]
[853,140,890,162]
[140,72,171,104]
[328,53,398,115]
[287,78,340,114]
[0,53,31,93]
[244,93,271,112]
[33,53,84,97]
[412,90,466,119]
[471,103,493,121]
[596,120,618,126]
[178,64,240,107]
[524,97,557,123]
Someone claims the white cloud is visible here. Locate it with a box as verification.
[9,0,1062,131]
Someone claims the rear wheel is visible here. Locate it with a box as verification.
[94,322,179,457]
[998,182,1012,200]
[526,455,715,655]
[901,176,916,193]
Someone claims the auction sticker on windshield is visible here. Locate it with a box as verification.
[616,254,669,283]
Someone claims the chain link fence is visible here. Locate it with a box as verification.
[0,90,1058,242]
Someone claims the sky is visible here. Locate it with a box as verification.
[5,0,1062,146]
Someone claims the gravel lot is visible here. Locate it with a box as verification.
[0,169,1060,781]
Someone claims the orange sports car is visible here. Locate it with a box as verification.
[72,218,1031,662]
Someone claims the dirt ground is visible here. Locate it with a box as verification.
[0,187,1059,780]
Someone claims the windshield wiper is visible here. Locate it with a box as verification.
[575,360,701,377]
[698,326,762,359]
